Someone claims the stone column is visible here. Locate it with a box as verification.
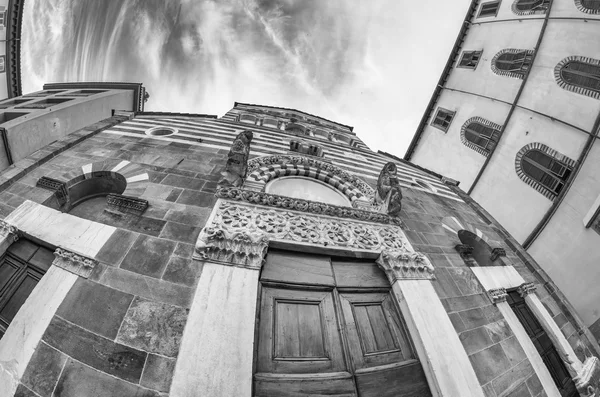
[0,220,19,256]
[169,228,269,397]
[376,251,485,397]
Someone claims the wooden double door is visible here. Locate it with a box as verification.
[254,249,431,397]
[506,290,577,397]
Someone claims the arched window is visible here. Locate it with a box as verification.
[491,49,534,79]
[460,117,502,156]
[554,56,600,99]
[574,0,600,14]
[456,230,498,267]
[265,176,351,207]
[511,0,550,15]
[515,143,576,199]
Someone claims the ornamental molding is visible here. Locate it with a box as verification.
[246,154,374,198]
[0,220,19,243]
[194,200,424,271]
[215,187,400,225]
[517,282,536,297]
[488,288,508,305]
[36,176,68,206]
[194,227,269,270]
[53,248,98,278]
[106,194,149,215]
[376,250,435,282]
[576,356,600,397]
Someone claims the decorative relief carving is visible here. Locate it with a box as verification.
[193,227,269,270]
[376,251,435,282]
[517,282,536,297]
[0,220,19,243]
[215,187,400,225]
[53,248,98,278]
[490,247,506,262]
[106,194,148,215]
[36,176,68,206]
[219,130,253,187]
[487,288,508,305]
[576,356,600,397]
[375,162,403,217]
[195,201,412,257]
[246,155,374,197]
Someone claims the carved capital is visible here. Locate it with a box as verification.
[0,220,19,243]
[376,250,435,283]
[194,227,269,270]
[106,194,149,215]
[576,356,600,397]
[490,247,506,262]
[53,248,98,278]
[487,288,508,305]
[517,282,536,298]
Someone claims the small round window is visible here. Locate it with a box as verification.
[145,126,178,136]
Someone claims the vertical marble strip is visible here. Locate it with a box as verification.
[392,280,485,397]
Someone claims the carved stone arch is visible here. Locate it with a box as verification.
[38,160,150,211]
[515,142,577,200]
[574,0,600,14]
[460,116,503,157]
[554,56,600,100]
[491,49,534,79]
[245,155,374,202]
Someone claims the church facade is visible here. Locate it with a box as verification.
[405,0,600,343]
[0,91,598,396]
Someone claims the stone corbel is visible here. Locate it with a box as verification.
[0,220,19,255]
[36,176,68,207]
[52,248,98,278]
[490,247,506,262]
[376,250,435,283]
[194,227,269,270]
[575,356,600,397]
[517,282,536,298]
[487,287,508,305]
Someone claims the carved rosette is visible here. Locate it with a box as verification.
[487,288,508,305]
[194,228,269,270]
[53,248,98,278]
[576,356,600,397]
[376,251,435,282]
[0,220,19,243]
[517,282,536,298]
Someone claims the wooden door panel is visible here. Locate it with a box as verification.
[354,361,431,397]
[262,249,334,286]
[331,260,388,288]
[340,292,412,369]
[0,256,22,294]
[0,270,41,325]
[254,373,356,397]
[257,287,346,374]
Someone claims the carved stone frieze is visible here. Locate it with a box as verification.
[487,288,508,305]
[215,187,400,225]
[375,162,403,217]
[517,282,536,297]
[203,201,408,252]
[490,247,506,261]
[0,220,19,242]
[53,248,98,278]
[246,155,374,197]
[576,356,600,397]
[194,227,269,270]
[376,250,435,282]
[106,194,149,215]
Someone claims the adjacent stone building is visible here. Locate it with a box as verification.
[405,0,600,342]
[0,91,598,396]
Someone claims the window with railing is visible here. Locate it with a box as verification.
[460,117,502,156]
[492,49,534,79]
[555,57,600,99]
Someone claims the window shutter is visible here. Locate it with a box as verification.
[562,62,600,92]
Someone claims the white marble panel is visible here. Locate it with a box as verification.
[471,265,525,290]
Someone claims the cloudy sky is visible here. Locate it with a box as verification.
[22,0,470,156]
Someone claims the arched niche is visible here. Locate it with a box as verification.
[457,230,497,267]
[265,176,351,207]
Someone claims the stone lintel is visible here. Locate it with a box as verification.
[194,228,269,270]
[376,250,435,283]
[52,248,98,279]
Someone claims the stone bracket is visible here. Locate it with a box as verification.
[106,194,149,215]
[52,248,98,279]
[376,250,435,282]
[36,177,68,206]
[194,228,269,270]
[490,247,506,262]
